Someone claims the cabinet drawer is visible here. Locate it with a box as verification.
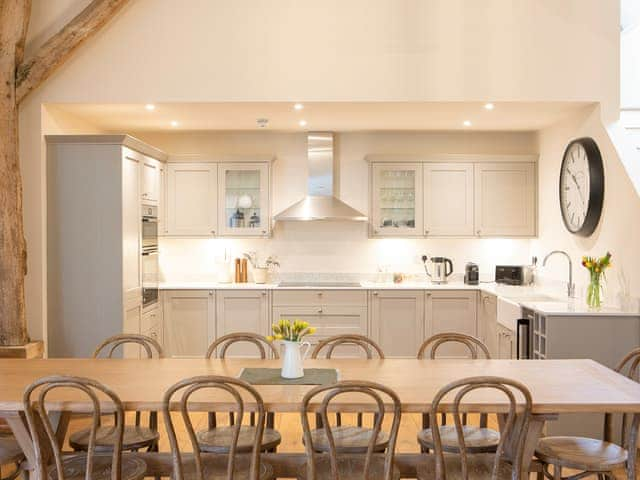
[272,290,366,306]
[141,308,161,333]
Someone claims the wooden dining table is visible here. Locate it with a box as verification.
[1,357,639,478]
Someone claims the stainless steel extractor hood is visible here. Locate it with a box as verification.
[274,132,368,222]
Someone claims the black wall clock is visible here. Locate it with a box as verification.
[559,137,604,237]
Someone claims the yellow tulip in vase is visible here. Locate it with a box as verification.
[267,319,316,379]
[582,252,611,309]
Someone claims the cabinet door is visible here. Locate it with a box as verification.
[370,290,424,358]
[474,163,536,236]
[123,304,142,359]
[142,157,160,205]
[497,324,515,359]
[141,306,163,352]
[122,149,141,297]
[158,163,167,234]
[426,290,478,358]
[424,163,474,236]
[167,163,218,235]
[218,163,270,237]
[479,293,498,358]
[371,164,423,237]
[215,290,269,357]
[163,290,215,358]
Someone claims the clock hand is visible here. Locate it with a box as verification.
[570,172,586,207]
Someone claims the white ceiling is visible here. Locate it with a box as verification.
[48,101,592,132]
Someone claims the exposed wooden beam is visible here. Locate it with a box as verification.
[16,0,130,104]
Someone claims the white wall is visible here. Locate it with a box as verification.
[532,105,640,305]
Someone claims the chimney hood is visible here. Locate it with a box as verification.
[274,132,368,222]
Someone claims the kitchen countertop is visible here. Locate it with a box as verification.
[158,281,640,317]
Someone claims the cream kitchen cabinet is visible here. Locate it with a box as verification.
[423,163,474,236]
[141,306,163,351]
[218,163,270,237]
[163,290,215,358]
[142,156,161,205]
[215,290,270,357]
[497,323,515,359]
[122,303,143,359]
[370,163,423,237]
[478,292,498,357]
[370,290,424,358]
[166,163,218,236]
[474,163,536,237]
[425,290,478,358]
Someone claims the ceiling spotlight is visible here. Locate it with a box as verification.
[299,119,308,127]
[145,104,156,111]
[463,120,472,127]
[484,103,495,110]
[294,103,304,111]
[257,118,269,128]
[170,120,179,127]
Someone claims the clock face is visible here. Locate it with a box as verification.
[559,138,604,237]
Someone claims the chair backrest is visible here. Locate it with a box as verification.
[605,347,640,444]
[93,333,164,359]
[23,375,126,480]
[205,332,279,359]
[311,334,385,359]
[417,332,491,360]
[163,375,266,480]
[300,380,401,480]
[430,376,532,480]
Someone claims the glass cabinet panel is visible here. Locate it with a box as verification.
[218,163,270,236]
[371,164,423,236]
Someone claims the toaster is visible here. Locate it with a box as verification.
[495,265,534,286]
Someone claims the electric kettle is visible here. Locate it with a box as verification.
[421,255,454,284]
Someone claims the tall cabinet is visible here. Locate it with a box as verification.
[46,135,167,358]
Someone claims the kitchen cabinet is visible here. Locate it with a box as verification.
[426,290,477,358]
[370,290,424,358]
[474,163,536,237]
[122,304,142,359]
[479,292,498,357]
[141,306,163,351]
[215,290,270,357]
[370,163,423,237]
[166,163,218,235]
[163,290,215,358]
[218,163,270,237]
[142,156,161,205]
[497,323,515,359]
[423,163,474,236]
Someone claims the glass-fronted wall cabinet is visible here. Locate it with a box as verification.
[218,163,270,236]
[370,163,423,236]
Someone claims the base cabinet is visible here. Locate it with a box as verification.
[479,293,498,357]
[215,290,269,357]
[163,290,215,358]
[370,290,424,358]
[425,290,478,358]
[497,324,515,359]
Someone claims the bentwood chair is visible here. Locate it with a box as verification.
[416,333,500,455]
[298,380,402,480]
[69,334,162,453]
[163,375,274,480]
[535,347,640,480]
[417,376,534,480]
[309,335,388,454]
[23,375,147,480]
[0,432,24,480]
[199,333,281,454]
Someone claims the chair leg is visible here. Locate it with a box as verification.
[553,465,561,480]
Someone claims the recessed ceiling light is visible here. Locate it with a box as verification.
[299,119,307,127]
[484,103,495,110]
[463,120,472,127]
[294,103,304,111]
[170,120,179,127]
[144,104,155,111]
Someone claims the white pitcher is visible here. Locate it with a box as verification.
[280,340,311,379]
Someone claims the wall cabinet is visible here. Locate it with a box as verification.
[163,290,215,358]
[497,323,515,359]
[215,290,270,357]
[479,292,498,358]
[426,290,477,358]
[474,163,536,237]
[142,156,161,205]
[370,290,424,358]
[166,163,218,235]
[423,163,474,236]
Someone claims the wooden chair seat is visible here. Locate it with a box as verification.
[69,425,159,452]
[417,425,500,453]
[306,426,389,453]
[0,435,23,464]
[417,453,514,480]
[176,456,274,480]
[297,454,400,480]
[196,426,281,453]
[46,453,146,480]
[535,436,628,472]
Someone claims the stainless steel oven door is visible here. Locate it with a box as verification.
[142,205,158,251]
[142,249,159,308]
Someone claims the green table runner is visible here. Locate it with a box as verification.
[238,368,339,385]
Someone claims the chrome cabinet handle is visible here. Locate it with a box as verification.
[261,292,267,296]
[318,308,323,314]
[425,230,429,235]
[211,230,216,235]
[373,292,379,296]
[208,291,213,296]
[477,230,481,235]
[261,230,267,234]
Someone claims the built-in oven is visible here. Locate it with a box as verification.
[142,249,159,308]
[142,205,158,251]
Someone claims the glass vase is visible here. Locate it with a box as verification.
[586,272,604,308]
